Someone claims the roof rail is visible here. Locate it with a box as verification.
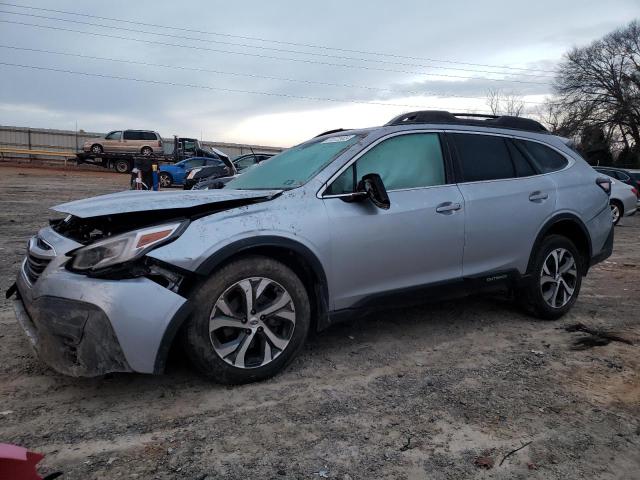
[314,128,351,138]
[385,110,548,133]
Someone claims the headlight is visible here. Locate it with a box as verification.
[69,222,185,272]
[187,168,202,180]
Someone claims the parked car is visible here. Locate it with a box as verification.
[186,153,269,190]
[83,130,162,156]
[191,174,237,190]
[607,175,638,225]
[183,158,236,190]
[233,153,275,173]
[159,157,228,187]
[10,111,615,384]
[594,166,640,191]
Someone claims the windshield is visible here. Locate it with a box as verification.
[226,134,363,190]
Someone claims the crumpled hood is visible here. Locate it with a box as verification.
[53,188,283,218]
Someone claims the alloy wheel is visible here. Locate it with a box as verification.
[209,277,296,368]
[610,203,620,224]
[159,173,171,187]
[539,248,578,308]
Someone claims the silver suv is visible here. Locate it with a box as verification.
[10,111,614,384]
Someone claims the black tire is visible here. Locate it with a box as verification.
[184,256,310,384]
[114,159,131,174]
[90,144,103,154]
[610,200,623,225]
[159,172,172,188]
[518,234,583,320]
[141,146,153,156]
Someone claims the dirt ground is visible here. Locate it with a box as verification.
[0,165,638,480]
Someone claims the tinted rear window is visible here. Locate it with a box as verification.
[514,139,568,173]
[451,133,514,182]
[507,140,536,177]
[142,131,158,140]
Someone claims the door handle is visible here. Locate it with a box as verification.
[529,191,549,202]
[436,202,462,214]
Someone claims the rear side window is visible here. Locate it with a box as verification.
[326,133,446,194]
[123,131,142,140]
[506,140,537,177]
[141,131,158,141]
[514,139,568,173]
[451,133,514,182]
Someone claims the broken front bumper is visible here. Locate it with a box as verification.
[12,294,132,377]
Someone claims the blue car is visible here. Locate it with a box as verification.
[159,157,226,187]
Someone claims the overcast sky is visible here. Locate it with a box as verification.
[1,1,638,147]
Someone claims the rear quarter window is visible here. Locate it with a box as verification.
[514,139,568,173]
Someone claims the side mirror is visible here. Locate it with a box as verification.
[357,173,390,210]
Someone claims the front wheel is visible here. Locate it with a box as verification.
[91,144,103,154]
[518,235,583,320]
[184,256,310,384]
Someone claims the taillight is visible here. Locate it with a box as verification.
[596,177,612,196]
[633,187,639,198]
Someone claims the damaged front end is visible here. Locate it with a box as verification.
[10,188,283,376]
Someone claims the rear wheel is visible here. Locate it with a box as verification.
[184,256,310,384]
[141,146,153,156]
[159,172,172,188]
[114,159,131,174]
[519,235,583,320]
[610,200,623,225]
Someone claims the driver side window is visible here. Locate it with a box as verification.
[326,133,446,195]
[105,131,122,140]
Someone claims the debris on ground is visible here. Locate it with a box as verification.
[474,456,494,469]
[500,440,533,466]
[564,323,634,350]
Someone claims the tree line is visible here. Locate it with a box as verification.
[488,20,640,168]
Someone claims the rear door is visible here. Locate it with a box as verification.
[122,130,140,152]
[449,132,557,277]
[322,132,466,310]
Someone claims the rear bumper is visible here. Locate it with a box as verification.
[590,224,614,267]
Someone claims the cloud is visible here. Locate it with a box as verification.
[0,0,637,145]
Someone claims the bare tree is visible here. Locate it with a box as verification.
[486,89,525,116]
[553,20,640,151]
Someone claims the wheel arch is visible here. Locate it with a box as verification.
[527,213,592,275]
[153,236,329,373]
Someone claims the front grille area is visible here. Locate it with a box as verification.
[23,235,55,284]
[24,252,51,284]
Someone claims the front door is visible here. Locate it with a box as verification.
[322,132,466,310]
